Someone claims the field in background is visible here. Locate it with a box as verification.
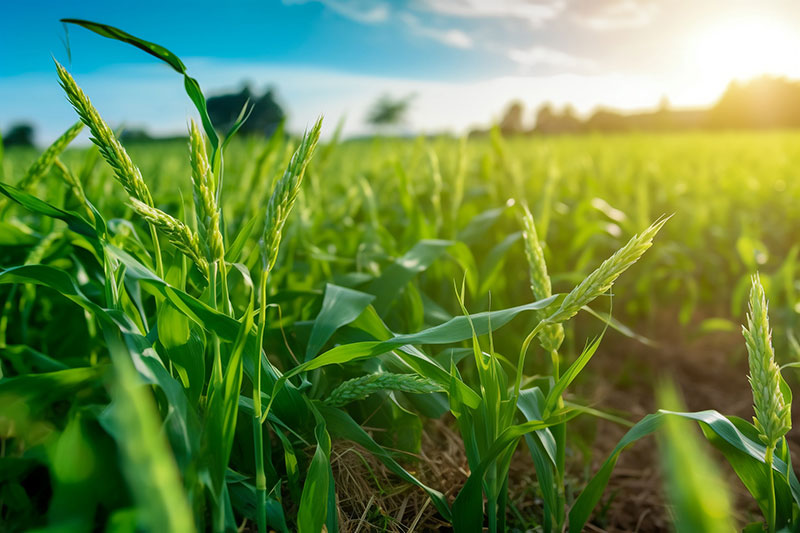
[3,128,800,531]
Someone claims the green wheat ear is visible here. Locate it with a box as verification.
[18,121,84,190]
[323,373,443,407]
[189,119,224,263]
[130,198,209,278]
[547,215,669,324]
[260,117,322,274]
[54,60,154,206]
[743,274,791,446]
[521,203,563,352]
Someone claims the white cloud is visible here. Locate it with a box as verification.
[416,0,566,27]
[282,0,473,49]
[572,0,658,31]
[400,13,473,49]
[282,0,390,24]
[508,46,594,70]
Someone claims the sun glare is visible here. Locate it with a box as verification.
[692,17,800,88]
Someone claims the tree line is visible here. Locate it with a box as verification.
[483,75,800,136]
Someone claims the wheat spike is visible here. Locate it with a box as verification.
[547,216,668,324]
[55,61,153,206]
[324,373,443,407]
[189,120,224,263]
[260,117,322,273]
[743,274,791,446]
[18,121,84,190]
[130,198,209,278]
[521,204,563,352]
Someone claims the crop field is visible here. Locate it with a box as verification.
[3,22,800,533]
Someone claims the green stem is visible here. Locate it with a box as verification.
[218,258,232,316]
[766,443,776,533]
[514,320,546,400]
[253,268,269,533]
[549,348,566,531]
[147,223,164,279]
[209,262,223,385]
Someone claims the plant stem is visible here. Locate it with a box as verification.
[209,261,223,385]
[550,349,567,531]
[766,443,776,533]
[148,223,164,278]
[514,320,545,399]
[218,256,232,316]
[253,268,269,533]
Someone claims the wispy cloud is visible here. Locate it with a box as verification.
[571,0,658,31]
[282,0,390,24]
[283,0,474,50]
[416,0,566,27]
[400,13,473,49]
[508,46,594,70]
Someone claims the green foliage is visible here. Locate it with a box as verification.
[4,19,800,533]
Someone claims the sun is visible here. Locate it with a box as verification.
[691,16,800,87]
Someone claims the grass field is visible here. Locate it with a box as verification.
[3,24,800,533]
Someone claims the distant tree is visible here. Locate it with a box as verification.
[207,84,285,137]
[499,101,525,135]
[710,76,800,129]
[119,128,153,143]
[3,123,35,148]
[534,103,555,133]
[367,94,413,129]
[585,109,628,132]
[557,104,582,133]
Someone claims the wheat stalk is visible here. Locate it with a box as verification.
[324,373,443,407]
[260,117,322,274]
[130,198,209,278]
[743,274,791,447]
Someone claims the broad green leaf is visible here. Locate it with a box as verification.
[100,323,194,533]
[297,419,331,533]
[657,385,737,533]
[305,284,374,361]
[366,239,452,314]
[62,19,220,151]
[568,410,800,533]
[0,181,97,241]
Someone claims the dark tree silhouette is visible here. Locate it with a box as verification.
[366,94,413,128]
[499,101,525,135]
[534,104,582,134]
[207,85,285,137]
[3,123,35,148]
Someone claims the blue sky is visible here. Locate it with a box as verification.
[4,0,800,143]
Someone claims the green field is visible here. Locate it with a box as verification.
[3,26,800,533]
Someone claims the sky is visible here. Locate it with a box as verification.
[3,0,800,143]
